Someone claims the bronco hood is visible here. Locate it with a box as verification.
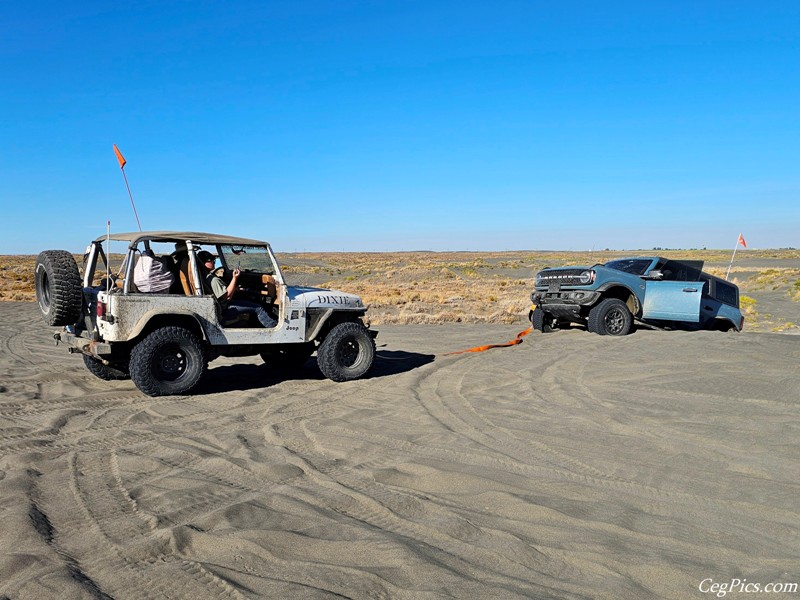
[285,286,365,310]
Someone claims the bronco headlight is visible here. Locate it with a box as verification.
[578,270,595,284]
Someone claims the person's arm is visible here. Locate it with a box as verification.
[224,269,241,300]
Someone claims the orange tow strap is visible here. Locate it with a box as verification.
[443,326,533,356]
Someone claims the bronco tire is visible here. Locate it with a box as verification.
[82,354,130,381]
[587,298,633,336]
[260,343,315,370]
[35,250,82,326]
[530,307,553,333]
[129,327,207,396]
[317,322,375,382]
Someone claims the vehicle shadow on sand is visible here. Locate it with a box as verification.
[196,349,435,395]
[366,349,435,378]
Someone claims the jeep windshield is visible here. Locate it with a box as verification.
[218,245,275,274]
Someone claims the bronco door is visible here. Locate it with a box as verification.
[642,280,702,322]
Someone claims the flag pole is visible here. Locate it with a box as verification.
[725,245,737,280]
[113,144,142,231]
[725,233,746,280]
[106,220,111,292]
[121,169,142,232]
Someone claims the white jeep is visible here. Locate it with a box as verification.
[35,231,377,396]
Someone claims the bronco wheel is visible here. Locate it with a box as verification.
[82,354,130,381]
[587,298,633,336]
[129,327,207,396]
[35,250,83,326]
[316,322,375,382]
[530,307,553,332]
[260,343,315,370]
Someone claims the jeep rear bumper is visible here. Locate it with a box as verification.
[54,331,111,359]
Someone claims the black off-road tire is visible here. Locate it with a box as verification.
[587,298,633,336]
[317,322,375,382]
[260,343,315,371]
[712,320,737,333]
[129,327,207,396]
[82,354,130,381]
[530,307,553,332]
[35,250,83,326]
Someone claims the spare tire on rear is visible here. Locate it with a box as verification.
[35,250,83,326]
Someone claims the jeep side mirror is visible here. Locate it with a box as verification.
[646,269,664,280]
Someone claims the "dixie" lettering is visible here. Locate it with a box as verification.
[316,295,353,305]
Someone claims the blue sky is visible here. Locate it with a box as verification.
[1,1,798,253]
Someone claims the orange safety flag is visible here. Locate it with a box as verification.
[113,144,126,169]
[738,233,747,248]
[444,326,533,356]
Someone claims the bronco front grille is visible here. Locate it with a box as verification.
[537,269,588,287]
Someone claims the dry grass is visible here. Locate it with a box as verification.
[744,268,800,293]
[0,255,37,302]
[5,249,799,329]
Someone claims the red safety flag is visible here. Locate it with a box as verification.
[113,144,126,169]
[738,233,747,248]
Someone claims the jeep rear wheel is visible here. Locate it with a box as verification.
[587,298,633,336]
[530,307,553,332]
[260,343,315,370]
[83,354,130,381]
[129,327,207,396]
[317,322,375,382]
[35,250,83,326]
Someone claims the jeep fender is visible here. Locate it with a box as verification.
[306,308,365,342]
[122,308,213,343]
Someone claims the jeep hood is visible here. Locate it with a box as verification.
[285,286,365,310]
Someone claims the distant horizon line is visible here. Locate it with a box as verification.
[3,247,797,256]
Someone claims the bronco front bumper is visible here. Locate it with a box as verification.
[531,289,602,318]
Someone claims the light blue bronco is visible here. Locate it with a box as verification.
[530,257,744,336]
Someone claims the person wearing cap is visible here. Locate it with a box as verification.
[197,250,277,328]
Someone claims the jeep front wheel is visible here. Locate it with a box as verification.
[35,250,83,326]
[129,327,207,396]
[317,322,375,382]
[587,298,633,336]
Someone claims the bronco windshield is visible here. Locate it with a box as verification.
[603,258,653,275]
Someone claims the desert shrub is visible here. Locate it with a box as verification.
[739,295,758,317]
[791,280,800,302]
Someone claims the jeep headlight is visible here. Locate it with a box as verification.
[535,272,543,286]
[578,270,595,284]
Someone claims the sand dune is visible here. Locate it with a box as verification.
[1,301,798,599]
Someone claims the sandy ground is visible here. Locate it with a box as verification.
[1,302,798,599]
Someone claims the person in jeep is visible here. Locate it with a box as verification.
[198,250,277,328]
